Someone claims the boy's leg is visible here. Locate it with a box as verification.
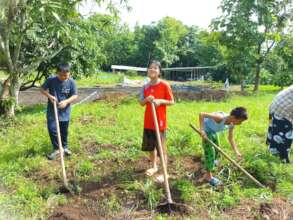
[47,118,60,160]
[60,121,69,149]
[213,133,220,164]
[60,121,71,156]
[202,133,218,181]
[47,119,58,150]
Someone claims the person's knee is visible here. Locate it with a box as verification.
[47,121,56,133]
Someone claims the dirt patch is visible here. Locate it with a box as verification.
[222,198,293,220]
[48,199,97,220]
[82,140,123,155]
[174,90,229,101]
[19,86,231,107]
[95,92,128,103]
[78,115,96,125]
[47,153,292,220]
[48,155,204,219]
[259,198,293,220]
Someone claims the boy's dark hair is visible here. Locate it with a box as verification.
[57,63,71,73]
[147,60,162,73]
[230,107,248,120]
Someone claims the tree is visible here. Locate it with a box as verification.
[131,17,188,67]
[265,33,293,88]
[153,17,188,67]
[0,0,127,117]
[99,16,136,69]
[131,23,160,67]
[213,0,293,91]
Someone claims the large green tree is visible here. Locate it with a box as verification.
[213,0,292,91]
[153,17,188,67]
[0,0,127,117]
[265,33,293,88]
[132,23,160,67]
[131,17,188,67]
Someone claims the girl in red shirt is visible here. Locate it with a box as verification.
[139,60,174,182]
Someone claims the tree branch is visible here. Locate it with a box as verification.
[4,38,14,73]
[20,70,46,91]
[20,45,75,90]
[22,45,73,74]
[264,40,275,57]
[0,34,5,53]
[13,0,27,68]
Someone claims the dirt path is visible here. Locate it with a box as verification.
[20,85,228,107]
[19,86,141,106]
[44,145,293,219]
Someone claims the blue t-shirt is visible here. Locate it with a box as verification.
[204,112,234,134]
[42,76,77,121]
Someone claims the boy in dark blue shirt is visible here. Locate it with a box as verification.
[40,63,78,160]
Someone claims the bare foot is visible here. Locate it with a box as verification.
[155,174,169,183]
[145,167,158,176]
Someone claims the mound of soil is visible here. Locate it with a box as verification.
[48,201,97,220]
[222,198,293,220]
[174,90,229,101]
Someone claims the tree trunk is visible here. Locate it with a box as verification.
[253,62,261,92]
[241,80,245,92]
[0,76,20,117]
[254,42,263,92]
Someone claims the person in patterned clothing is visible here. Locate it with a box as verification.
[267,85,293,164]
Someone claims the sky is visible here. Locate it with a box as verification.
[79,0,222,29]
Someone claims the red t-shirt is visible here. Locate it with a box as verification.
[143,81,173,131]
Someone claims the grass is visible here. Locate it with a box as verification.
[75,72,145,87]
[0,90,292,219]
[0,71,145,88]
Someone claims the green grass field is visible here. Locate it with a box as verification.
[76,72,144,87]
[0,89,292,219]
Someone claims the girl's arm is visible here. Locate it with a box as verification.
[139,85,154,106]
[139,96,154,106]
[228,127,241,160]
[153,98,174,106]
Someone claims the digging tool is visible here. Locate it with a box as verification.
[189,123,265,188]
[53,100,79,194]
[151,102,192,214]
